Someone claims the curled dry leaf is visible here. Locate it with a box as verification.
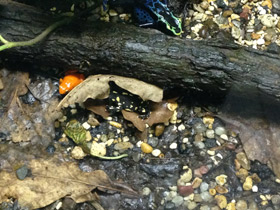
[57,75,163,109]
[0,157,137,209]
[122,101,174,132]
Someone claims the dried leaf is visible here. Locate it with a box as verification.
[84,99,110,119]
[57,75,163,109]
[122,101,174,132]
[0,158,137,209]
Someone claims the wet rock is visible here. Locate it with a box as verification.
[236,200,248,210]
[204,139,216,148]
[250,161,273,180]
[267,43,280,54]
[16,165,29,180]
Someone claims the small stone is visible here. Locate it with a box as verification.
[87,115,99,127]
[257,38,265,45]
[200,182,209,192]
[240,7,250,20]
[141,142,153,153]
[90,142,106,156]
[0,78,3,90]
[211,206,220,210]
[215,127,226,136]
[226,202,236,210]
[179,169,193,183]
[200,205,210,210]
[114,142,133,151]
[231,26,241,40]
[236,200,248,210]
[207,150,215,156]
[248,201,258,210]
[271,194,280,205]
[203,116,215,128]
[200,1,209,9]
[195,133,204,142]
[109,121,122,128]
[260,14,277,28]
[261,0,272,9]
[152,149,161,157]
[209,188,216,196]
[243,176,253,191]
[194,141,205,149]
[236,168,248,182]
[192,177,203,188]
[264,28,276,42]
[178,185,194,197]
[172,195,184,207]
[215,174,227,186]
[178,124,186,131]
[142,187,151,196]
[170,142,178,149]
[223,10,233,17]
[215,195,227,209]
[236,152,250,170]
[186,201,197,209]
[85,131,92,141]
[109,9,118,16]
[215,185,228,194]
[82,122,91,130]
[206,130,215,138]
[250,173,261,183]
[155,124,165,136]
[16,165,29,180]
[194,122,207,133]
[71,146,87,159]
[201,191,213,202]
[252,185,258,192]
[193,194,203,202]
[231,14,240,20]
[220,134,228,141]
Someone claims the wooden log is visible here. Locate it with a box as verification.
[1,0,280,103]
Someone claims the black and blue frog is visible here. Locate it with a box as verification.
[103,0,182,36]
[107,81,150,118]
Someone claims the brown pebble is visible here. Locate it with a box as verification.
[223,10,233,17]
[240,7,250,20]
[178,185,194,197]
[236,152,250,170]
[250,173,261,183]
[251,33,261,40]
[192,177,203,188]
[215,185,229,194]
[200,165,209,174]
[236,168,248,182]
[141,142,153,154]
[155,124,165,137]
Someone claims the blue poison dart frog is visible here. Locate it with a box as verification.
[103,0,182,36]
[107,81,150,118]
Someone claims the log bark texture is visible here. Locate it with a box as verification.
[1,0,280,103]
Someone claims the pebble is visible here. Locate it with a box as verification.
[172,196,184,207]
[252,185,258,192]
[248,201,258,210]
[200,182,209,192]
[215,174,227,186]
[215,185,228,194]
[179,169,193,183]
[85,131,92,141]
[114,142,133,151]
[151,149,161,157]
[200,1,209,10]
[185,201,198,209]
[192,177,203,188]
[200,205,210,210]
[236,168,248,182]
[142,187,151,196]
[206,129,215,138]
[236,152,251,170]
[194,194,203,202]
[155,124,165,136]
[90,142,106,156]
[207,150,215,156]
[271,194,280,205]
[227,202,236,210]
[194,141,205,149]
[209,188,216,196]
[71,146,87,159]
[178,124,186,131]
[211,206,220,210]
[220,134,228,141]
[215,126,226,136]
[109,9,118,16]
[109,121,122,128]
[0,78,3,90]
[170,142,178,149]
[201,191,213,202]
[215,195,227,209]
[82,122,91,130]
[260,14,277,27]
[236,200,247,210]
[193,122,207,133]
[231,26,241,40]
[141,142,153,153]
[178,185,194,197]
[16,165,29,180]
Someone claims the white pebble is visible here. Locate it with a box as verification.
[136,141,143,147]
[123,136,130,142]
[206,129,215,138]
[70,109,77,115]
[183,138,189,143]
[252,185,258,192]
[220,134,228,141]
[170,142,178,149]
[257,38,265,45]
[142,187,151,196]
[178,124,186,131]
[152,149,161,157]
[169,186,178,191]
[207,150,215,156]
[82,122,91,130]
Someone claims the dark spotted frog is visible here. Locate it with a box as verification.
[103,0,182,36]
[107,81,150,118]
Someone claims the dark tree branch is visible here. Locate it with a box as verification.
[1,0,280,104]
